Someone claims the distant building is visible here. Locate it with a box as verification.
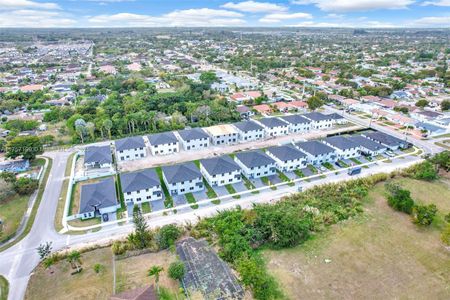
[348,135,387,156]
[362,132,409,150]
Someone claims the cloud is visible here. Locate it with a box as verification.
[88,8,246,27]
[291,0,414,12]
[222,1,287,13]
[0,9,76,27]
[287,19,395,27]
[421,0,450,6]
[411,16,450,26]
[0,0,60,10]
[259,12,312,23]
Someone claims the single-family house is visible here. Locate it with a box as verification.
[200,156,242,187]
[234,150,277,179]
[148,132,179,156]
[303,112,333,130]
[236,105,254,119]
[120,169,162,205]
[233,120,265,142]
[326,113,348,125]
[78,177,120,220]
[362,132,409,150]
[323,136,360,159]
[177,128,210,151]
[266,144,308,172]
[348,135,387,157]
[115,136,147,161]
[162,162,204,195]
[205,124,238,145]
[252,104,272,115]
[280,115,311,133]
[415,122,447,137]
[295,140,337,165]
[254,117,289,137]
[0,159,30,173]
[84,145,112,169]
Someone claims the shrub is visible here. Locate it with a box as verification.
[412,161,438,181]
[412,204,438,226]
[111,241,128,255]
[14,177,39,195]
[385,183,415,214]
[441,224,450,246]
[444,212,450,223]
[93,263,104,274]
[156,224,181,250]
[430,150,450,171]
[168,260,185,280]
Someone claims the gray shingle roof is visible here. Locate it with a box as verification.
[296,140,336,156]
[233,120,263,132]
[115,136,145,151]
[348,135,387,151]
[84,145,112,165]
[200,156,241,176]
[303,112,331,122]
[177,128,209,142]
[266,144,307,161]
[79,177,118,214]
[280,114,311,125]
[324,136,359,150]
[120,169,160,193]
[363,131,405,146]
[148,132,178,146]
[235,150,275,168]
[162,162,202,184]
[258,117,288,128]
[326,113,345,120]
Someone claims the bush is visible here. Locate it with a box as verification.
[156,224,181,250]
[441,224,450,246]
[444,212,450,223]
[412,204,438,226]
[385,183,415,214]
[430,151,450,172]
[411,161,438,181]
[93,263,104,274]
[168,260,185,280]
[14,177,39,195]
[111,241,128,255]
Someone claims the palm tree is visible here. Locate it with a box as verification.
[67,250,82,273]
[147,265,164,292]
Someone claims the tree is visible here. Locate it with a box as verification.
[415,99,429,108]
[412,204,438,226]
[14,177,38,195]
[74,119,87,143]
[37,242,52,260]
[148,265,164,292]
[411,161,438,181]
[385,183,415,214]
[157,224,181,249]
[306,96,324,111]
[430,150,450,171]
[199,71,218,84]
[67,250,82,273]
[6,136,43,160]
[127,205,152,249]
[102,119,113,139]
[441,100,450,111]
[86,122,96,141]
[168,261,185,280]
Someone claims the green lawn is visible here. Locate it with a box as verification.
[307,164,318,174]
[185,193,199,209]
[225,184,240,199]
[0,194,29,244]
[203,179,218,200]
[242,176,259,194]
[337,160,349,167]
[0,274,9,300]
[261,176,277,190]
[322,162,335,170]
[349,157,363,165]
[277,171,294,186]
[141,202,151,214]
[155,167,173,208]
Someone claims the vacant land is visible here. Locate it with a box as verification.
[0,194,29,243]
[0,275,8,300]
[264,177,450,299]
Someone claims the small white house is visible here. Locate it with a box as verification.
[120,169,162,205]
[200,156,242,187]
[148,132,179,156]
[233,120,265,142]
[84,145,112,169]
[362,131,409,151]
[115,136,147,161]
[78,177,120,220]
[265,144,308,172]
[323,136,360,159]
[303,112,333,130]
[205,124,238,145]
[234,150,277,179]
[295,140,337,165]
[176,128,210,151]
[162,162,204,195]
[280,115,311,133]
[254,117,289,137]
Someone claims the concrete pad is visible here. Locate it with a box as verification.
[284,171,298,180]
[232,181,247,193]
[268,174,281,184]
[300,167,314,177]
[174,194,187,206]
[151,199,165,211]
[213,185,229,197]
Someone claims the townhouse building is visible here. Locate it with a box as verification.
[205,124,238,145]
[177,128,210,151]
[348,135,387,157]
[200,156,242,187]
[115,136,147,161]
[78,177,120,220]
[295,140,337,165]
[148,132,180,156]
[120,169,163,205]
[362,131,409,150]
[266,144,308,172]
[84,145,112,169]
[234,150,277,179]
[232,120,265,142]
[254,117,289,137]
[323,136,361,159]
[303,112,333,130]
[162,162,204,196]
[280,114,311,133]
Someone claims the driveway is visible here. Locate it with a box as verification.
[174,194,187,207]
[232,181,247,193]
[213,185,229,197]
[267,174,281,184]
[151,199,165,212]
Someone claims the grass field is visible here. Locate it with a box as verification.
[0,194,29,243]
[54,152,76,232]
[0,275,8,300]
[185,193,199,209]
[263,177,450,299]
[225,184,241,199]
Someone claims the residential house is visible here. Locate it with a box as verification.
[200,156,242,187]
[234,150,276,179]
[148,132,179,156]
[177,128,210,151]
[115,136,147,161]
[78,177,120,220]
[415,122,447,137]
[205,124,238,145]
[411,110,443,122]
[266,144,308,172]
[362,132,409,150]
[120,169,162,205]
[295,140,337,165]
[280,115,311,133]
[326,113,348,125]
[236,105,254,119]
[323,136,360,159]
[252,104,272,115]
[84,145,112,169]
[348,135,387,157]
[303,112,333,130]
[162,162,204,195]
[255,117,289,137]
[233,120,265,142]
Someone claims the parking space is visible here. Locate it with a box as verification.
[150,199,165,212]
[283,171,298,180]
[192,190,208,202]
[267,174,281,184]
[212,185,229,197]
[250,178,265,188]
[173,194,187,206]
[232,181,247,193]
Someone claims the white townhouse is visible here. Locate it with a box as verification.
[280,115,311,133]
[327,113,348,125]
[148,132,180,156]
[162,162,204,195]
[295,140,337,165]
[200,155,242,187]
[115,136,147,161]
[362,131,409,151]
[120,169,163,205]
[232,120,265,142]
[254,117,289,137]
[348,135,387,157]
[234,150,277,179]
[265,144,308,172]
[84,145,112,169]
[78,177,120,220]
[323,136,360,159]
[303,112,333,130]
[205,124,238,145]
[176,128,210,151]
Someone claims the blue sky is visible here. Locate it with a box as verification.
[0,0,449,27]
